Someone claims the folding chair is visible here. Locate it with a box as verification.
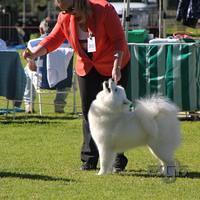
[29,47,75,115]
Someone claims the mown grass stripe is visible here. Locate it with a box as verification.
[180,45,190,110]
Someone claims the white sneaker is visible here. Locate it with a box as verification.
[25,104,34,113]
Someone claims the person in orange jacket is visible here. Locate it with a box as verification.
[23,0,131,171]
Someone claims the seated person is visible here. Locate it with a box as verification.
[24,19,74,113]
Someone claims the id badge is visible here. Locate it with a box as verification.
[87,36,96,53]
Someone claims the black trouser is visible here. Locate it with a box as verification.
[77,62,130,165]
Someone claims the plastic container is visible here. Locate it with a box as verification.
[128,29,148,43]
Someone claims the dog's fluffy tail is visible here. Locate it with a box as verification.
[134,96,179,137]
[135,96,179,117]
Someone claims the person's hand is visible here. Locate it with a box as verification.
[22,48,37,71]
[112,66,121,83]
[27,59,37,71]
[22,48,35,60]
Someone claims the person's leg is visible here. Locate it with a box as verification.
[54,60,73,113]
[77,62,130,171]
[77,68,108,170]
[114,61,130,172]
[24,66,36,113]
[118,61,130,89]
[54,87,70,113]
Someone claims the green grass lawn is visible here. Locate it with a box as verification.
[0,102,200,199]
[0,50,200,199]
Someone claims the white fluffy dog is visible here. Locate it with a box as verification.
[88,79,181,176]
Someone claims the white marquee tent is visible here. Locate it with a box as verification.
[22,0,165,37]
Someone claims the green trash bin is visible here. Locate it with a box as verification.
[128,29,148,43]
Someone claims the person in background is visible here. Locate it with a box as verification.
[23,0,130,172]
[24,18,73,113]
[0,38,7,50]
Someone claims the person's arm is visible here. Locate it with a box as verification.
[104,4,127,83]
[112,51,124,83]
[23,13,66,61]
[39,13,67,52]
[23,45,47,60]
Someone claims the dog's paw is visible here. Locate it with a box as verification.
[97,170,106,175]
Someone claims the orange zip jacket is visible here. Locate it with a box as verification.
[39,0,130,76]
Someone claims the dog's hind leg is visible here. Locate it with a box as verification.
[98,146,116,175]
[148,145,177,177]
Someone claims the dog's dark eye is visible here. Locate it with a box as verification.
[115,88,118,92]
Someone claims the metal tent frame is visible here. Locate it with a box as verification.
[122,0,164,39]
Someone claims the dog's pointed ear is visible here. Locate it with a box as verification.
[108,78,116,91]
[103,81,111,93]
[103,81,107,91]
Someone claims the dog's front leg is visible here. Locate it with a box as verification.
[98,146,116,175]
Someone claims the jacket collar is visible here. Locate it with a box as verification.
[69,9,96,60]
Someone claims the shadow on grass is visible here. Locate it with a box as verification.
[0,113,81,124]
[179,117,200,122]
[0,171,75,183]
[120,169,161,178]
[120,169,200,179]
[185,171,200,179]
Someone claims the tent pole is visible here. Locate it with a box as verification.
[125,0,130,40]
[47,0,51,18]
[122,0,126,29]
[158,0,162,38]
[22,0,26,28]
